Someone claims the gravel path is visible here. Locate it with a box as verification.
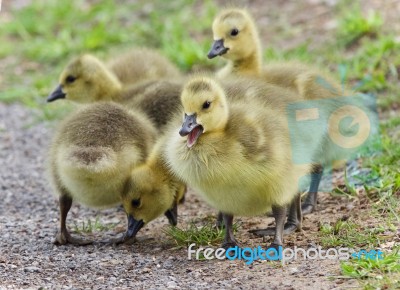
[0,103,362,289]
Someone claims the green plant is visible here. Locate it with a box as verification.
[0,0,218,112]
[319,220,390,248]
[165,220,239,248]
[73,216,119,233]
[341,247,400,289]
[331,170,360,199]
[133,0,217,70]
[337,5,383,46]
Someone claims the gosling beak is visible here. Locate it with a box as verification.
[125,215,145,238]
[47,84,66,102]
[179,114,204,148]
[207,39,229,59]
[179,114,197,136]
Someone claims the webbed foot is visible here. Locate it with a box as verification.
[221,240,239,250]
[249,222,300,237]
[220,213,239,249]
[102,234,137,245]
[301,203,315,215]
[54,231,93,246]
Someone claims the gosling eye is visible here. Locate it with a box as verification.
[202,101,211,109]
[65,75,76,84]
[131,198,141,208]
[230,28,239,37]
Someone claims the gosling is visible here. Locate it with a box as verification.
[208,8,352,214]
[47,49,180,102]
[165,76,325,249]
[49,102,156,245]
[47,54,183,131]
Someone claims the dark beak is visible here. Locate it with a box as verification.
[179,114,198,136]
[207,39,229,59]
[47,84,66,102]
[125,215,145,238]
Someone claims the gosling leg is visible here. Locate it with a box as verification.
[284,192,302,233]
[269,205,287,250]
[249,193,302,237]
[54,194,92,245]
[216,211,224,229]
[302,164,323,215]
[221,213,238,249]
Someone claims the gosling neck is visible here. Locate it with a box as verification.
[147,142,172,180]
[232,47,262,77]
[96,69,123,102]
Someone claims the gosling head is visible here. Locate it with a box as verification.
[120,166,176,234]
[179,76,229,148]
[47,54,122,103]
[208,8,260,61]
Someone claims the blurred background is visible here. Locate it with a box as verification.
[0,0,399,118]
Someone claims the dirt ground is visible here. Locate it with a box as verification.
[0,102,362,289]
[1,0,399,289]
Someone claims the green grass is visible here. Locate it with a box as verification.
[133,1,217,70]
[322,35,400,101]
[319,220,393,249]
[319,218,400,289]
[1,0,399,110]
[0,0,139,108]
[363,121,400,211]
[341,247,400,279]
[320,126,399,288]
[331,170,362,199]
[165,220,238,261]
[341,36,400,95]
[165,222,224,248]
[341,247,400,289]
[165,220,239,248]
[0,0,217,117]
[336,4,383,47]
[320,113,399,287]
[73,216,119,233]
